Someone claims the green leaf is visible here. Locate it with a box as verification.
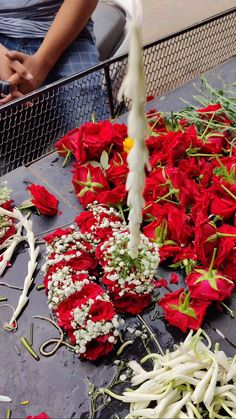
[100,150,109,170]
[208,276,218,291]
[77,186,89,197]
[88,160,102,168]
[182,307,197,319]
[169,304,180,311]
[91,182,105,189]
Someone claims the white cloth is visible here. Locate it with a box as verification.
[0,0,63,38]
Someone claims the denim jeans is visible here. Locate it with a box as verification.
[0,26,100,83]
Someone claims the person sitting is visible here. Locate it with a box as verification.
[0,0,99,105]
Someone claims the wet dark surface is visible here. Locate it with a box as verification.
[0,57,236,419]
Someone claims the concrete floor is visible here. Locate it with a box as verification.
[141,0,236,44]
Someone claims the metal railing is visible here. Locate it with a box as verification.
[0,7,235,175]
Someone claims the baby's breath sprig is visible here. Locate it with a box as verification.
[100,229,160,296]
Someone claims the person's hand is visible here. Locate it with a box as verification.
[0,44,34,105]
[5,50,50,95]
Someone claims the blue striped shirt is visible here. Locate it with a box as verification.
[0,0,64,38]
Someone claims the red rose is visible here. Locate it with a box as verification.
[55,128,83,165]
[215,225,236,280]
[81,334,114,360]
[1,199,14,211]
[75,209,122,243]
[106,151,128,186]
[169,272,179,284]
[167,167,200,207]
[143,201,167,221]
[111,292,152,315]
[55,129,78,156]
[155,278,168,288]
[98,184,127,205]
[75,121,126,163]
[186,269,234,301]
[88,300,116,322]
[44,264,89,291]
[72,163,109,208]
[48,249,97,273]
[197,103,232,126]
[27,184,59,216]
[80,121,115,160]
[26,413,50,419]
[166,204,193,246]
[209,193,236,220]
[144,168,168,202]
[56,283,104,330]
[158,288,210,332]
[43,227,74,244]
[212,156,236,175]
[111,123,128,148]
[143,219,163,241]
[163,128,194,166]
[204,135,225,154]
[74,211,96,233]
[193,210,216,266]
[159,244,182,262]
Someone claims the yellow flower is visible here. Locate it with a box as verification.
[123,137,134,153]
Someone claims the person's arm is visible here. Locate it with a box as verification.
[1,0,98,104]
[35,0,98,73]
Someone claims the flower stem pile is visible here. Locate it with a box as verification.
[106,329,236,418]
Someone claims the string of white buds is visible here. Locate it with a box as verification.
[0,207,40,330]
[118,11,149,259]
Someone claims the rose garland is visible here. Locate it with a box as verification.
[42,205,160,360]
[55,87,236,333]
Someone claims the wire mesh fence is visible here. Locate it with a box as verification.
[0,8,235,176]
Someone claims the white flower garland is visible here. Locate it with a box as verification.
[0,206,39,330]
[118,17,150,259]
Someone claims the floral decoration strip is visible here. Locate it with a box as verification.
[42,205,160,359]
[55,92,236,332]
[0,182,40,330]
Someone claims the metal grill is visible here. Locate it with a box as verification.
[0,8,235,176]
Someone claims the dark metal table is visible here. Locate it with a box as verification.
[0,57,235,419]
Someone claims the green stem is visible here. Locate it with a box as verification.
[29,323,34,347]
[6,409,11,419]
[155,189,179,204]
[0,296,7,302]
[18,203,35,211]
[221,302,234,318]
[117,204,126,223]
[221,184,236,201]
[100,388,124,401]
[36,284,45,290]
[20,336,40,361]
[200,112,216,139]
[116,339,133,356]
[188,153,221,158]
[137,314,164,355]
[208,248,217,278]
[216,232,236,238]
